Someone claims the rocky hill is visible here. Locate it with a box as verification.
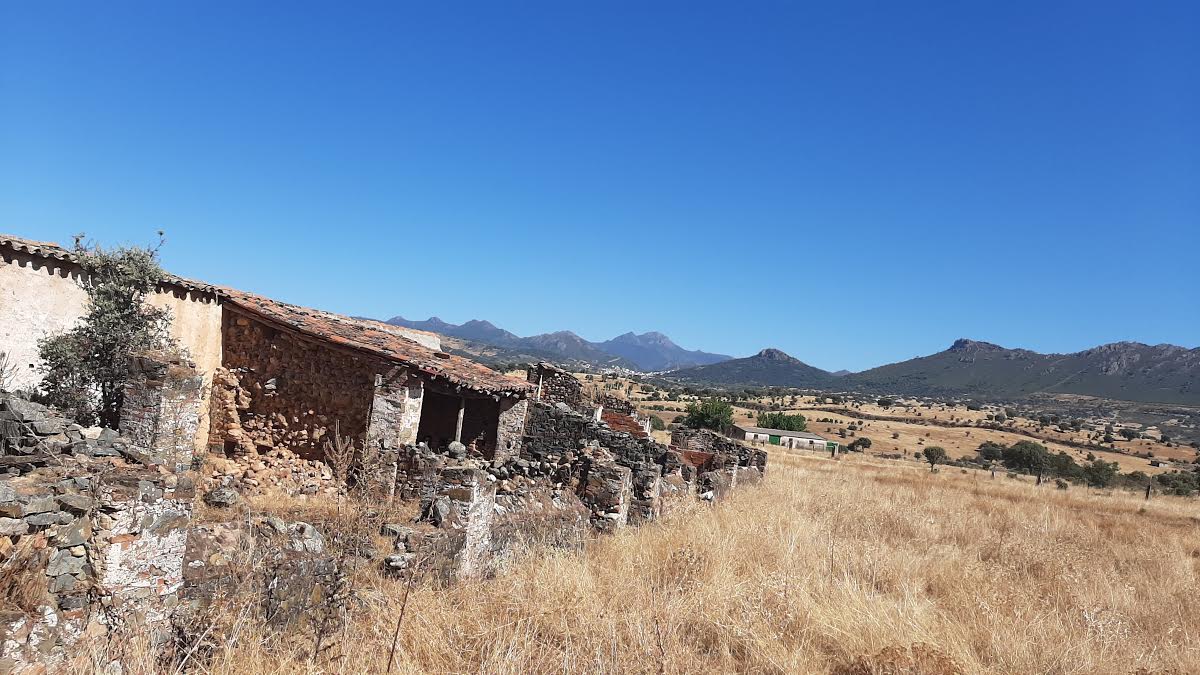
[596,332,730,371]
[663,348,836,388]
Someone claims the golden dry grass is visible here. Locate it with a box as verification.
[99,449,1199,674]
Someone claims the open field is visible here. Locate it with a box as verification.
[84,448,1200,674]
[606,376,1193,475]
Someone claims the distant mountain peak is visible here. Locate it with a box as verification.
[665,347,832,388]
[948,338,1005,352]
[755,348,799,362]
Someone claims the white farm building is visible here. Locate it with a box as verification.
[731,425,837,452]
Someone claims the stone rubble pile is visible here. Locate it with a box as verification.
[201,447,338,499]
[0,397,146,462]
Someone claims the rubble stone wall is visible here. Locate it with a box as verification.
[0,395,195,670]
[120,352,205,470]
[365,368,424,454]
[527,363,583,410]
[522,402,668,525]
[495,397,528,463]
[218,310,384,459]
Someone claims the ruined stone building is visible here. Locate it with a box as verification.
[1,235,532,464]
[213,290,531,462]
[1,233,769,671]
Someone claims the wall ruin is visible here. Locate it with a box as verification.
[216,309,384,458]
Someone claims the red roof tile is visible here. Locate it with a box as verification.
[601,409,648,439]
[1,234,220,295]
[3,233,530,396]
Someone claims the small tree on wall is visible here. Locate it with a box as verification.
[37,236,178,427]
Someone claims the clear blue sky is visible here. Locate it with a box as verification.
[2,2,1196,372]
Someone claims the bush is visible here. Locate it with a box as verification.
[649,416,666,432]
[847,437,872,452]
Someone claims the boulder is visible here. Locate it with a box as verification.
[203,486,241,508]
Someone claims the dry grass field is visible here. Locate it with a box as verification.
[75,448,1200,674]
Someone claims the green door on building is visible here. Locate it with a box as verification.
[769,435,781,445]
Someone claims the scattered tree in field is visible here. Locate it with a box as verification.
[1002,440,1050,477]
[1119,428,1140,441]
[877,397,894,408]
[847,437,872,452]
[38,237,176,426]
[649,416,666,431]
[1083,459,1119,488]
[683,399,734,431]
[923,446,948,472]
[977,441,1005,463]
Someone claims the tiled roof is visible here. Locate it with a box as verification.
[677,449,715,470]
[601,409,648,439]
[1,233,220,296]
[3,233,528,395]
[221,288,532,396]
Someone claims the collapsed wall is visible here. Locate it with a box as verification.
[0,394,195,672]
[671,427,768,499]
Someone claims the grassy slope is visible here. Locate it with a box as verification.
[112,449,1200,675]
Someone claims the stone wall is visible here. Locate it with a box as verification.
[216,309,385,459]
[671,427,768,498]
[0,395,194,670]
[527,363,583,410]
[365,368,424,454]
[120,351,205,471]
[599,395,636,416]
[495,397,528,463]
[0,241,223,454]
[522,402,669,526]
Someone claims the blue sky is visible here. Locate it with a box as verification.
[1,2,1196,372]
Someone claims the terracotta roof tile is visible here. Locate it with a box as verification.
[601,409,648,439]
[3,233,530,396]
[1,234,220,296]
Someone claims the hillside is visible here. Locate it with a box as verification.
[384,316,729,371]
[664,348,836,388]
[845,339,1200,405]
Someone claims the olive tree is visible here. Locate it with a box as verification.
[922,446,948,472]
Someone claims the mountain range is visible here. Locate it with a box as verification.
[383,316,731,371]
[666,339,1200,405]
[382,314,1199,405]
